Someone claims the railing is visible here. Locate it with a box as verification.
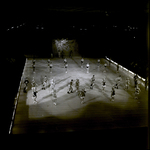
[105,56,146,87]
[9,58,27,134]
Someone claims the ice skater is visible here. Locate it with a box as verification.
[90,75,95,89]
[64,58,67,66]
[102,78,106,91]
[31,77,37,92]
[32,63,35,73]
[111,86,115,101]
[78,88,86,104]
[134,74,138,88]
[81,58,84,68]
[124,77,130,90]
[86,63,90,73]
[23,77,29,93]
[41,76,47,90]
[49,78,55,94]
[49,61,53,73]
[103,62,107,72]
[116,63,119,73]
[52,89,57,105]
[68,79,74,93]
[97,59,100,67]
[32,90,38,104]
[47,59,51,66]
[75,79,80,92]
[65,63,68,73]
[115,75,122,89]
[32,59,36,65]
[134,85,141,99]
[67,84,73,94]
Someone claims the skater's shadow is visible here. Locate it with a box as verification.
[57,83,68,93]
[94,84,101,91]
[84,95,100,104]
[57,93,78,105]
[56,76,71,85]
[37,93,52,103]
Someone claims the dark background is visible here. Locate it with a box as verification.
[3,1,149,148]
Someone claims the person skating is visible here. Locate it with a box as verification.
[111,86,115,101]
[50,78,55,94]
[49,61,53,73]
[32,90,38,104]
[134,85,141,99]
[86,63,90,73]
[67,84,73,94]
[115,75,122,89]
[102,78,106,91]
[78,88,86,104]
[97,59,100,67]
[134,74,138,88]
[65,63,68,73]
[52,89,57,105]
[67,79,74,94]
[42,76,48,89]
[32,63,35,73]
[81,58,84,68]
[64,58,67,66]
[31,77,37,92]
[75,79,80,92]
[47,59,51,66]
[23,77,29,93]
[90,75,95,89]
[124,77,130,90]
[32,59,36,65]
[116,63,119,73]
[103,62,107,72]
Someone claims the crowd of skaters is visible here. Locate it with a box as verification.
[23,57,148,105]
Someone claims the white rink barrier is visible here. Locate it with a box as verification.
[9,58,27,134]
[105,56,146,87]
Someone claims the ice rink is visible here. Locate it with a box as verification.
[11,56,148,134]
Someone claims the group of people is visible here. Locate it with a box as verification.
[24,57,146,106]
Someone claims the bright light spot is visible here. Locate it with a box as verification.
[17,26,19,28]
[11,27,14,29]
[134,36,135,38]
[80,28,82,30]
[7,29,9,31]
[20,25,22,26]
[41,27,44,29]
